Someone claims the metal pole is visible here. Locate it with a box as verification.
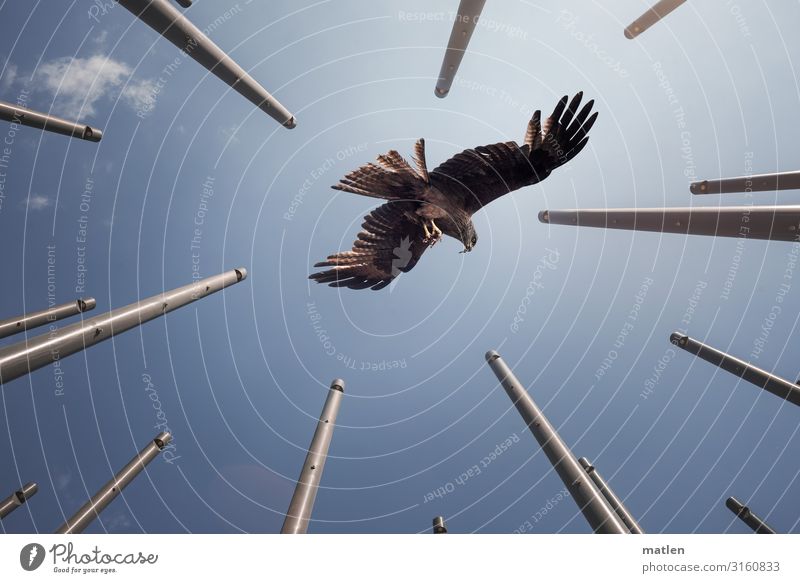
[670,333,800,407]
[691,171,800,195]
[0,298,96,340]
[0,268,246,387]
[624,0,687,39]
[55,433,172,534]
[726,497,776,534]
[578,457,643,534]
[0,482,38,520]
[434,0,486,98]
[485,351,628,533]
[0,101,103,142]
[118,0,296,128]
[432,516,448,534]
[539,206,800,242]
[174,0,192,7]
[281,379,344,534]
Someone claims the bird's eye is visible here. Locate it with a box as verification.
[472,236,477,245]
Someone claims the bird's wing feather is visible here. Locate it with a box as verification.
[309,202,428,290]
[429,92,597,213]
[332,143,428,201]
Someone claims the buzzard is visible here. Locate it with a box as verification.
[310,92,597,290]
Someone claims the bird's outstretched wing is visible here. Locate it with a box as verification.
[309,202,429,290]
[429,92,597,214]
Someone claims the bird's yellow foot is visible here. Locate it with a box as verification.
[422,219,442,246]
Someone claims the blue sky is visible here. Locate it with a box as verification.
[1,0,799,533]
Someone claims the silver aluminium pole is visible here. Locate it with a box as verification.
[725,497,776,534]
[539,206,800,242]
[281,379,344,534]
[578,457,643,534]
[432,516,448,534]
[0,298,96,340]
[434,0,486,98]
[485,351,628,533]
[55,432,172,534]
[691,171,800,195]
[0,482,38,520]
[0,101,103,142]
[118,0,296,128]
[0,268,247,386]
[624,0,687,39]
[670,333,800,407]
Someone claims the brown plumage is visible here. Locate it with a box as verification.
[310,93,597,290]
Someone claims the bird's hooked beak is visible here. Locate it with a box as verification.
[459,245,473,254]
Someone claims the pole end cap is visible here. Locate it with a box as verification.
[234,268,248,281]
[283,116,297,129]
[485,350,500,363]
[669,332,688,347]
[538,210,550,223]
[154,432,173,449]
[330,379,345,392]
[434,87,449,99]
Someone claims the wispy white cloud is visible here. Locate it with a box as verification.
[25,194,52,211]
[32,54,155,116]
[1,63,17,91]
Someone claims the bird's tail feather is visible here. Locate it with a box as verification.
[332,144,428,201]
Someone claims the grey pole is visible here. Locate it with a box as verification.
[0,482,38,520]
[670,333,800,407]
[578,457,643,534]
[691,171,800,195]
[118,0,296,128]
[434,0,486,98]
[624,0,687,39]
[0,268,246,387]
[55,433,172,534]
[726,497,776,534]
[485,351,628,533]
[0,298,96,340]
[432,516,448,534]
[281,379,344,534]
[174,0,192,7]
[0,100,103,142]
[539,206,800,242]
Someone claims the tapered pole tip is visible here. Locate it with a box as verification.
[538,210,550,223]
[669,332,688,346]
[726,497,745,514]
[234,268,248,281]
[690,181,708,195]
[18,482,38,500]
[485,350,500,363]
[78,298,97,312]
[283,117,297,129]
[330,379,345,392]
[84,126,102,142]
[154,432,173,448]
[434,87,449,98]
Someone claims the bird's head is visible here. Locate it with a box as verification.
[458,221,478,253]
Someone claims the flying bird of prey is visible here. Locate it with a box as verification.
[310,92,597,290]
